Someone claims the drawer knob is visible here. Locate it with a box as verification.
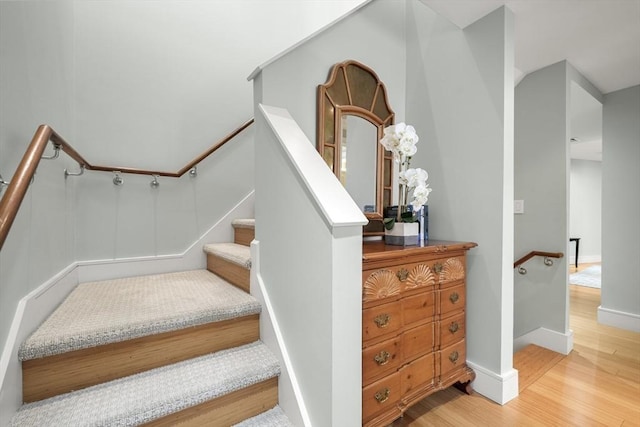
[449,322,459,334]
[374,387,390,403]
[449,292,460,304]
[396,268,409,281]
[434,262,443,274]
[374,350,391,366]
[373,313,390,328]
[449,350,459,364]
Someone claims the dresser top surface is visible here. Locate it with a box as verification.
[362,240,477,261]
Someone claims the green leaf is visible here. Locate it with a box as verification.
[400,211,416,223]
[383,217,396,230]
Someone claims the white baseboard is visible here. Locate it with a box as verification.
[513,327,574,355]
[598,306,640,332]
[0,192,254,426]
[571,255,602,264]
[466,361,519,405]
[250,240,309,427]
[0,264,79,427]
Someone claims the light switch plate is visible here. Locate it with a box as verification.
[514,200,524,214]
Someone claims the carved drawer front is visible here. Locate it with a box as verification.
[434,256,466,285]
[398,263,437,291]
[400,352,435,397]
[439,340,466,381]
[401,292,435,327]
[363,337,402,385]
[439,312,466,349]
[439,283,466,316]
[362,371,401,422]
[363,269,401,303]
[402,322,435,362]
[363,301,402,342]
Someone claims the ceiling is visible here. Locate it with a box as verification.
[421,0,640,162]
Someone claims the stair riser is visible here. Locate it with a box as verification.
[23,314,259,403]
[234,227,255,247]
[207,256,250,293]
[145,377,278,426]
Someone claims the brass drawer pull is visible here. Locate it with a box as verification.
[374,313,390,328]
[449,292,460,304]
[449,350,459,364]
[374,350,391,366]
[433,262,443,274]
[374,387,390,403]
[396,268,409,281]
[449,322,459,334]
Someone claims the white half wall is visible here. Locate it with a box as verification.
[254,104,366,427]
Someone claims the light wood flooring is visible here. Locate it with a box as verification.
[391,263,640,426]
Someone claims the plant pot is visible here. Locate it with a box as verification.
[384,222,419,246]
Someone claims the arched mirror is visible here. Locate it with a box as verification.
[317,60,394,235]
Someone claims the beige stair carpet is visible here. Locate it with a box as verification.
[12,341,280,426]
[203,242,252,269]
[19,269,261,360]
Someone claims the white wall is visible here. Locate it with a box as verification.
[569,159,602,263]
[0,0,365,363]
[406,3,517,402]
[600,85,640,331]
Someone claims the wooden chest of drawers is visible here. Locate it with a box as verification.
[361,240,477,427]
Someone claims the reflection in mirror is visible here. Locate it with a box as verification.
[317,60,395,235]
[341,115,378,212]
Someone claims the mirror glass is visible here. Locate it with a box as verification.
[340,115,378,212]
[317,60,395,235]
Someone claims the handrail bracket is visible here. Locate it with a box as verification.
[42,143,61,160]
[64,164,85,178]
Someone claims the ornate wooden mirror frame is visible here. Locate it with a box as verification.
[317,60,394,235]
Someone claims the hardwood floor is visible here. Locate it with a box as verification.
[391,263,640,426]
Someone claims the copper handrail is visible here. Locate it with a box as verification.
[514,251,564,274]
[0,118,254,250]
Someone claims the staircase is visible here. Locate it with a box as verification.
[11,219,293,426]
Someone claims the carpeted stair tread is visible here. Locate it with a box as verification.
[19,269,261,361]
[232,218,255,229]
[233,405,294,427]
[204,242,252,269]
[11,341,279,426]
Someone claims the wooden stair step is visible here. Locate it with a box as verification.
[204,242,252,292]
[12,342,280,426]
[232,218,255,247]
[19,269,261,402]
[513,344,566,393]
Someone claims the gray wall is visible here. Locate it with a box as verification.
[255,0,407,144]
[0,0,363,361]
[601,85,640,318]
[570,159,602,262]
[255,0,517,400]
[407,3,516,378]
[514,61,570,337]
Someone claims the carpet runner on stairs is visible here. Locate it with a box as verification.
[12,342,279,426]
[13,219,293,425]
[19,269,260,360]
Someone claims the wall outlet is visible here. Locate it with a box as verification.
[514,200,524,214]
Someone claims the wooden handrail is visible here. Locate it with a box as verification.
[514,251,564,269]
[0,119,254,250]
